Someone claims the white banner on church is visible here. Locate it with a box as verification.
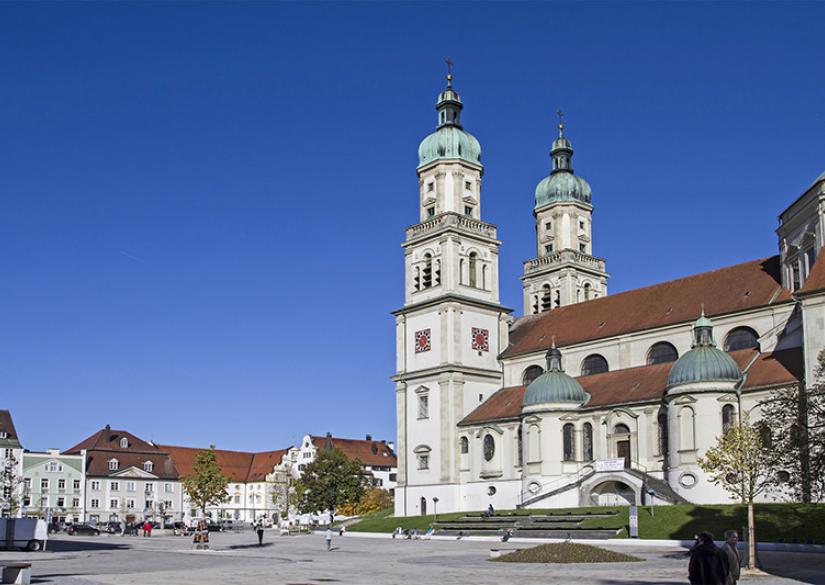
[595,458,625,472]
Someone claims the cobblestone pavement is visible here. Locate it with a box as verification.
[0,531,822,585]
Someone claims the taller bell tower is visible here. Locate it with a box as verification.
[393,66,511,516]
[521,113,609,314]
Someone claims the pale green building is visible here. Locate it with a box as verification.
[22,449,86,523]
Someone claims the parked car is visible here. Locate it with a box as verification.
[104,521,122,534]
[66,523,100,536]
[0,518,48,551]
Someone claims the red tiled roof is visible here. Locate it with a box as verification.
[159,445,289,483]
[459,348,800,426]
[799,250,825,295]
[504,256,790,358]
[0,410,21,448]
[65,427,159,455]
[311,435,397,467]
[66,428,179,479]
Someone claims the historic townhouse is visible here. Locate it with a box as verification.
[21,449,86,523]
[0,410,24,516]
[394,72,824,515]
[65,427,182,524]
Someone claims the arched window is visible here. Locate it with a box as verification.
[522,365,544,385]
[679,407,695,451]
[647,342,679,365]
[516,427,523,467]
[724,327,760,351]
[722,404,736,434]
[108,459,119,471]
[458,259,464,285]
[483,434,495,461]
[120,437,128,449]
[459,436,469,454]
[482,265,488,290]
[422,254,433,288]
[658,410,669,458]
[582,423,593,461]
[541,284,552,311]
[562,424,575,461]
[414,266,421,291]
[581,354,609,376]
[758,422,772,449]
[614,423,630,435]
[528,424,541,463]
[468,253,478,288]
[144,461,154,473]
[584,283,592,301]
[554,290,561,308]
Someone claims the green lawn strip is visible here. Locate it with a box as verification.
[491,542,642,563]
[347,503,825,542]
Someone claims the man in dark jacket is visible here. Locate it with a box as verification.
[689,531,730,585]
[722,530,741,584]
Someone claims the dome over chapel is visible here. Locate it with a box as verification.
[523,344,589,409]
[667,311,741,389]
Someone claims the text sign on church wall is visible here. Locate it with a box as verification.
[595,458,626,472]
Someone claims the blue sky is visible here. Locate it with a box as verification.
[2,2,823,453]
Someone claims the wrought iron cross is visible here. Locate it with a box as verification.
[445,57,454,86]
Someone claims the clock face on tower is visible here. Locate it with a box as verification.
[415,329,431,353]
[471,327,489,352]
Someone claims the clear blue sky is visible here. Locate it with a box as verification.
[2,2,823,453]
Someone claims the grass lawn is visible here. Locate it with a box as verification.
[347,503,825,543]
[491,542,643,564]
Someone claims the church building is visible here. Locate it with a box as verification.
[392,72,825,516]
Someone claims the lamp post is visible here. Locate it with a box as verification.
[432,497,439,523]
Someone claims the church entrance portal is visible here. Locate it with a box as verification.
[589,480,636,506]
[616,440,631,468]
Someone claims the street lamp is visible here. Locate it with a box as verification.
[432,497,439,523]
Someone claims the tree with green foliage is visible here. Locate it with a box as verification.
[181,446,230,516]
[0,452,20,517]
[295,448,365,519]
[760,349,825,503]
[699,414,774,569]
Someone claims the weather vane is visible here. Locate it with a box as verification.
[445,57,454,88]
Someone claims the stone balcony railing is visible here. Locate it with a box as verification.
[523,249,606,274]
[406,212,497,242]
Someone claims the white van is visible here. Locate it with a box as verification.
[0,518,49,551]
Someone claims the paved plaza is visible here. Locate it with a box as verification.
[0,531,823,585]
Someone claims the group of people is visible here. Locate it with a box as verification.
[688,530,742,585]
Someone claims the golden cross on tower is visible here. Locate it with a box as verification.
[556,109,564,133]
[445,57,454,87]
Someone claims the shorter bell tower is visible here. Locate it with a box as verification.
[521,113,609,314]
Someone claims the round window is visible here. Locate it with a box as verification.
[483,434,495,461]
[679,473,697,488]
[528,482,540,495]
[487,486,497,496]
[776,470,790,484]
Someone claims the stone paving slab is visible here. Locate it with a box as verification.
[0,531,821,585]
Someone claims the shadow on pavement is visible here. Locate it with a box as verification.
[46,539,130,552]
[224,542,275,550]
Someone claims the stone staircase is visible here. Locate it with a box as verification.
[433,511,622,539]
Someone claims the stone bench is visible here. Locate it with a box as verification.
[2,563,32,585]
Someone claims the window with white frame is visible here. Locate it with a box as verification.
[164,483,173,493]
[110,481,120,491]
[145,483,154,493]
[73,479,80,490]
[109,499,118,509]
[24,478,31,489]
[126,481,136,492]
[41,478,49,490]
[126,499,135,509]
[47,461,61,472]
[164,500,173,509]
[91,480,101,490]
[143,461,154,473]
[0,431,6,439]
[108,459,119,471]
[417,393,429,419]
[72,497,80,507]
[58,479,66,489]
[120,437,128,449]
[57,497,65,507]
[414,446,431,470]
[90,499,100,509]
[3,448,12,459]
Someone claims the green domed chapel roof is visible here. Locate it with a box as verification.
[668,313,741,388]
[523,346,589,407]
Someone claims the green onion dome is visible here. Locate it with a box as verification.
[417,81,482,168]
[534,118,592,209]
[523,345,589,408]
[667,312,741,389]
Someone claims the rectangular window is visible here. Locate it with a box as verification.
[91,481,101,491]
[72,498,80,507]
[417,454,429,470]
[110,499,118,509]
[426,206,435,219]
[806,247,817,276]
[792,262,801,291]
[90,499,100,509]
[57,497,65,507]
[127,481,136,492]
[579,243,586,253]
[464,180,472,190]
[418,394,429,419]
[579,220,585,230]
[58,479,66,489]
[73,480,80,490]
[24,478,31,489]
[145,483,154,493]
[41,478,49,491]
[427,182,434,192]
[234,495,240,504]
[110,481,120,491]
[164,483,173,493]
[4,448,13,459]
[464,206,473,217]
[126,499,136,509]
[0,431,6,439]
[164,500,173,509]
[544,244,553,254]
[23,497,30,506]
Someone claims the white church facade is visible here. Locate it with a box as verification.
[393,73,825,516]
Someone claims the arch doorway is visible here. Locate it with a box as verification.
[589,481,636,506]
[420,496,427,516]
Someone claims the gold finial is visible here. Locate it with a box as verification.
[445,57,454,88]
[556,109,564,136]
[700,303,705,316]
[551,335,556,348]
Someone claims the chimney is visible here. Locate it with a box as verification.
[365,434,372,441]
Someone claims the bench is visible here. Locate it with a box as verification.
[2,563,31,585]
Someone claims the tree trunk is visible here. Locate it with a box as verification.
[747,501,757,569]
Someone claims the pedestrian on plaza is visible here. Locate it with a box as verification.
[325,527,333,551]
[688,531,730,585]
[256,522,265,546]
[722,530,742,585]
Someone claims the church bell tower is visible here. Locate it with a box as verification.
[393,64,511,516]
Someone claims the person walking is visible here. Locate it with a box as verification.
[689,531,730,585]
[722,530,742,585]
[256,522,265,546]
[325,527,333,551]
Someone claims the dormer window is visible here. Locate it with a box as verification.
[144,461,154,473]
[0,431,6,439]
[108,459,119,471]
[120,438,128,449]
